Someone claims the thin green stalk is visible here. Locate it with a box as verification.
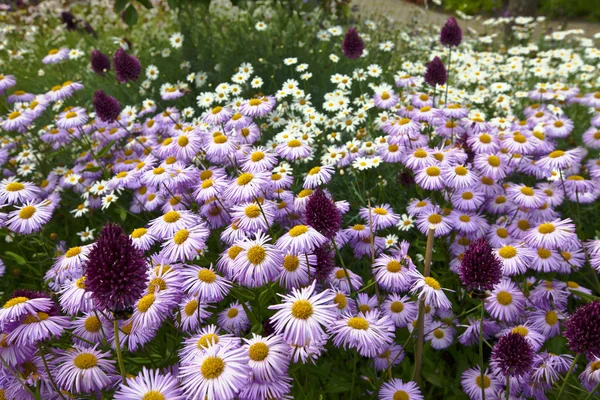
[584,379,600,400]
[331,238,357,300]
[479,302,486,400]
[505,375,510,400]
[0,355,37,398]
[350,351,359,400]
[39,344,67,400]
[556,353,580,400]
[113,319,128,385]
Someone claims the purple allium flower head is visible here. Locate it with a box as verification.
[113,48,141,83]
[60,11,77,31]
[90,50,111,76]
[93,90,121,122]
[84,223,147,313]
[440,16,462,47]
[491,332,535,377]
[342,27,365,59]
[424,56,447,87]
[459,237,503,292]
[564,301,600,357]
[305,188,341,239]
[313,244,336,282]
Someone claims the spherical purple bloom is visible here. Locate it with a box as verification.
[91,49,111,76]
[60,11,77,31]
[491,332,535,377]
[113,48,141,83]
[564,301,600,357]
[440,16,462,47]
[305,188,341,240]
[342,27,365,59]
[93,90,121,122]
[459,238,503,292]
[424,56,447,87]
[84,223,147,312]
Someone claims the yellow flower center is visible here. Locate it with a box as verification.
[75,277,86,289]
[433,329,445,339]
[512,326,528,336]
[84,316,101,332]
[5,182,24,192]
[498,246,517,259]
[291,299,313,320]
[487,155,500,167]
[213,135,228,144]
[248,342,270,361]
[73,353,98,369]
[283,255,300,272]
[173,229,189,245]
[211,106,223,115]
[66,246,82,258]
[496,291,513,305]
[247,245,266,265]
[347,317,370,330]
[163,211,181,223]
[199,356,226,382]
[19,205,36,219]
[428,214,442,224]
[228,245,243,260]
[537,223,555,234]
[287,139,302,148]
[244,205,261,218]
[424,277,441,290]
[184,300,198,316]
[197,333,219,348]
[198,269,217,283]
[142,391,165,400]
[177,136,189,147]
[131,228,147,238]
[289,225,308,237]
[227,308,239,318]
[390,301,404,313]
[386,260,402,273]
[548,150,564,159]
[520,187,534,196]
[373,207,387,216]
[476,375,491,389]
[309,166,321,175]
[237,173,254,185]
[137,294,155,312]
[4,297,29,309]
[334,293,347,309]
[393,390,410,400]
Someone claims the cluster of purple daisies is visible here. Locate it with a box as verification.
[0,9,599,400]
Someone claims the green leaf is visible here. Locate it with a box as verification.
[114,0,129,12]
[258,288,272,307]
[571,290,600,302]
[119,208,127,221]
[84,166,101,173]
[136,0,153,8]
[123,4,138,26]
[97,140,116,158]
[5,251,26,265]
[167,0,178,10]
[230,286,255,301]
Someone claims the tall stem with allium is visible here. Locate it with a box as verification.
[556,353,580,400]
[412,225,436,385]
[444,48,452,106]
[584,379,600,400]
[113,319,128,385]
[505,375,510,400]
[479,303,486,400]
